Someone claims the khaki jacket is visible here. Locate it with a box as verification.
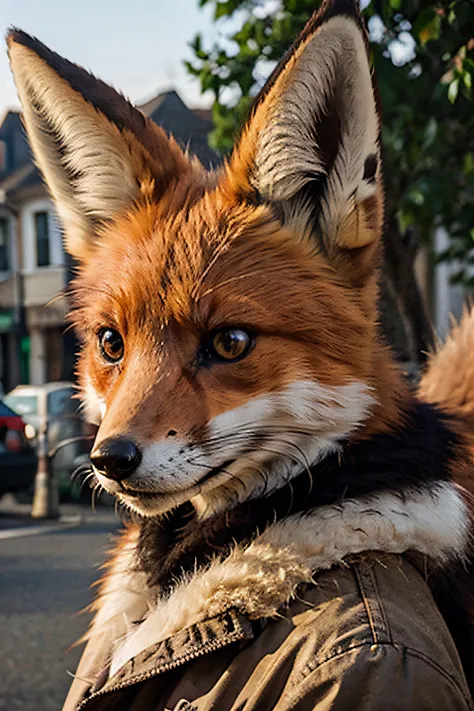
[64,489,473,711]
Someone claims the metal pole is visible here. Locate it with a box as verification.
[31,418,59,519]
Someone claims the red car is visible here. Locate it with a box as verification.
[0,400,37,497]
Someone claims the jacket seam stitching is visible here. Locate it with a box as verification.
[371,558,395,641]
[301,641,472,705]
[353,561,391,645]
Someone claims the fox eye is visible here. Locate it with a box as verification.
[209,328,253,362]
[98,328,124,363]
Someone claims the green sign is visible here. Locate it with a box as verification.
[0,311,14,333]
[20,335,30,384]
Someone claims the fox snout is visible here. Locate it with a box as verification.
[90,436,142,481]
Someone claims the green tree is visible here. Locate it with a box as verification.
[186,0,474,364]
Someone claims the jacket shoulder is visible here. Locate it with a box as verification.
[286,641,473,710]
[267,553,473,709]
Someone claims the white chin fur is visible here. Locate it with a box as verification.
[90,378,375,517]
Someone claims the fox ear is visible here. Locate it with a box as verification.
[225,0,383,255]
[7,30,192,260]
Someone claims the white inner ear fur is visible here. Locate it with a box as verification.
[108,482,470,677]
[9,43,143,252]
[254,15,379,243]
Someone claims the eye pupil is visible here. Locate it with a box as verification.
[99,328,124,363]
[211,328,252,362]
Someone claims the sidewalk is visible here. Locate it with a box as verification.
[0,494,116,539]
[1,499,119,711]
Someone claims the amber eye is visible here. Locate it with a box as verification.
[209,328,253,362]
[98,328,124,363]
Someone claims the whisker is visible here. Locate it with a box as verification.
[91,483,100,514]
[189,432,313,471]
[195,423,324,447]
[80,473,96,493]
[71,463,93,484]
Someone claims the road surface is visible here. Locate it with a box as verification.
[0,506,119,710]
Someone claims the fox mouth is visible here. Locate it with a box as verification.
[197,458,237,485]
[116,458,237,501]
[119,486,159,499]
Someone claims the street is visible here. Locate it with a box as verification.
[0,505,119,710]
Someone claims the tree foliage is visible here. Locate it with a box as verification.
[186,0,474,292]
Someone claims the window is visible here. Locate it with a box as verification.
[45,329,65,384]
[35,211,50,267]
[4,394,38,417]
[0,140,6,171]
[0,218,9,271]
[48,387,76,418]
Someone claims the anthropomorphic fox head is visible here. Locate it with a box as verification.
[7,0,409,518]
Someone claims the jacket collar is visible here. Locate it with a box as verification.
[78,610,253,709]
[84,481,469,687]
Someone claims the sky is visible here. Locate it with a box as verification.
[0,0,218,118]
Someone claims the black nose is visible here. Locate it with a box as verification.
[90,437,141,481]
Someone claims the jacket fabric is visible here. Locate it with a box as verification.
[63,485,473,711]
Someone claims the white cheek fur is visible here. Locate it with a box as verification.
[82,375,107,425]
[192,379,375,517]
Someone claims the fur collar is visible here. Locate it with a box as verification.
[85,482,470,678]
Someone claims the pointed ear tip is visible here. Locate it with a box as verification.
[6,27,30,48]
[315,0,365,28]
[5,28,41,66]
[322,0,362,18]
[6,28,48,63]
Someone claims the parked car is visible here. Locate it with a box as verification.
[4,382,95,500]
[0,399,37,497]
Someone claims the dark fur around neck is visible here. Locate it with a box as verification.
[136,401,464,591]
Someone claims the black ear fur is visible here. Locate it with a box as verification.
[6,28,158,157]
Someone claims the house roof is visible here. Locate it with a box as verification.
[0,163,35,193]
[138,90,219,168]
[0,109,22,135]
[0,163,44,206]
[138,92,171,117]
[191,107,213,124]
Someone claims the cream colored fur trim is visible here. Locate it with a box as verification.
[109,482,469,676]
[88,526,152,643]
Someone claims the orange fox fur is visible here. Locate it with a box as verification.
[420,306,474,494]
[420,306,474,434]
